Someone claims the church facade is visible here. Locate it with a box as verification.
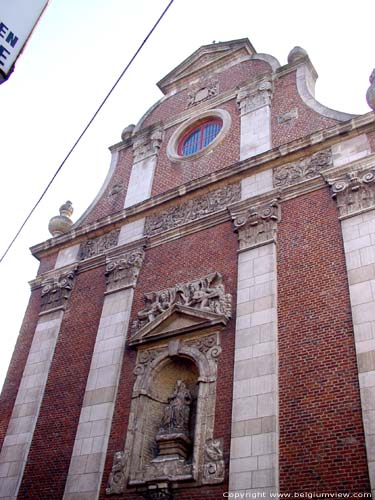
[1,38,375,499]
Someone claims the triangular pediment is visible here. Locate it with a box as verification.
[157,38,256,94]
[128,304,227,347]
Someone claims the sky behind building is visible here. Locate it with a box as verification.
[0,0,373,389]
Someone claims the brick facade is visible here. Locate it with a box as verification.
[277,188,370,492]
[1,38,374,499]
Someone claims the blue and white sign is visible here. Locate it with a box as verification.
[0,0,49,77]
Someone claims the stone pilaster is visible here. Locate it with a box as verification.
[325,166,375,498]
[236,77,273,162]
[124,124,164,208]
[0,267,77,500]
[63,248,145,500]
[228,198,280,497]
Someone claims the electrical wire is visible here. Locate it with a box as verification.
[0,0,176,264]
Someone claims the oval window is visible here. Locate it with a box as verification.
[177,119,223,157]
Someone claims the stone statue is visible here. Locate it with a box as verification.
[137,290,172,325]
[159,380,192,435]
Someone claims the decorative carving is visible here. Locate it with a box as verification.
[109,183,123,196]
[274,148,332,187]
[325,168,375,218]
[237,78,273,115]
[106,451,126,495]
[145,183,240,237]
[142,459,192,482]
[185,335,222,360]
[41,268,76,312]
[105,248,145,293]
[187,78,218,107]
[231,199,281,250]
[203,438,225,484]
[133,272,231,332]
[126,332,222,489]
[133,126,164,163]
[140,485,173,500]
[277,108,298,124]
[79,230,120,260]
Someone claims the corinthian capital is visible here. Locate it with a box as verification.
[236,78,273,115]
[231,198,281,250]
[325,168,375,218]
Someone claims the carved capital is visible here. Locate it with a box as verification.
[106,451,126,495]
[325,168,375,218]
[236,78,273,115]
[231,199,281,250]
[40,267,77,313]
[105,248,145,293]
[79,230,120,260]
[133,125,164,163]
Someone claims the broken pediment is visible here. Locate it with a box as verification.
[128,303,228,347]
[157,38,256,94]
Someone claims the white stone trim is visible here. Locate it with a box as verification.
[0,310,64,500]
[123,156,157,208]
[55,244,80,269]
[63,288,134,500]
[229,243,278,495]
[332,134,371,168]
[251,53,280,73]
[296,64,356,122]
[166,108,231,162]
[340,210,375,498]
[73,151,119,228]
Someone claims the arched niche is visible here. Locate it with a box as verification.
[124,332,225,491]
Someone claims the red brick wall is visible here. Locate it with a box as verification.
[277,188,370,493]
[17,266,106,500]
[271,71,338,148]
[151,99,240,197]
[78,146,133,226]
[99,221,238,499]
[142,59,271,129]
[0,289,41,450]
[37,252,58,275]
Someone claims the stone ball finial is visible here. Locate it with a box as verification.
[121,123,135,141]
[288,46,308,65]
[48,201,74,237]
[366,69,375,110]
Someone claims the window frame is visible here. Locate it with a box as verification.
[177,118,223,157]
[166,109,232,163]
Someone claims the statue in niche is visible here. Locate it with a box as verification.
[159,380,192,435]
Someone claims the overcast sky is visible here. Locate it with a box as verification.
[0,0,373,390]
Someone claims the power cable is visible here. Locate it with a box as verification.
[0,0,176,264]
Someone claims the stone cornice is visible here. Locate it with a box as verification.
[30,112,375,261]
